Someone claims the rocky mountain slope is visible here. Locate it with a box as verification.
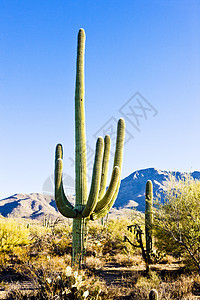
[0,193,59,220]
[115,168,200,211]
[0,168,199,219]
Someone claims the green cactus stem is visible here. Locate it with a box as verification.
[54,28,125,267]
[145,180,153,265]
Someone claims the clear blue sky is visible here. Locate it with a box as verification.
[0,0,200,199]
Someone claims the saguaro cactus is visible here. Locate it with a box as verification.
[54,29,125,267]
[125,180,154,269]
[145,180,153,265]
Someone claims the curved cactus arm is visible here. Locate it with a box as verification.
[55,144,74,208]
[90,118,125,220]
[90,166,120,220]
[82,137,104,218]
[98,135,111,200]
[55,147,77,218]
[93,166,120,212]
[55,144,74,210]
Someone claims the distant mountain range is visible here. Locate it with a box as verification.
[115,168,200,211]
[0,168,199,219]
[0,193,59,220]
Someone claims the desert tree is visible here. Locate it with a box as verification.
[154,174,200,273]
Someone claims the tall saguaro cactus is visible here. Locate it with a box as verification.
[145,180,153,265]
[54,29,125,267]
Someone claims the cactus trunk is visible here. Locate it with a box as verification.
[72,219,87,266]
[73,29,88,266]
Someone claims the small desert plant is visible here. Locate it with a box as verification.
[86,256,104,270]
[113,253,136,267]
[34,265,103,299]
[129,272,161,299]
[159,274,193,299]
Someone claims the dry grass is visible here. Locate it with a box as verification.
[113,253,144,267]
[86,256,105,270]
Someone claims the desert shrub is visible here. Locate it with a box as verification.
[102,237,124,256]
[136,271,161,290]
[88,221,104,240]
[49,222,72,256]
[154,175,200,272]
[101,218,136,256]
[50,236,72,256]
[129,271,161,299]
[29,223,51,237]
[86,256,104,270]
[17,265,103,299]
[113,253,141,267]
[0,218,30,253]
[28,232,52,255]
[106,218,131,240]
[27,220,72,257]
[44,219,72,238]
[159,274,193,299]
[87,218,133,258]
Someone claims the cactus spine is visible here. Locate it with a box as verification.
[54,29,125,267]
[145,180,153,265]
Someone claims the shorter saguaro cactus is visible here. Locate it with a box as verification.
[124,180,154,266]
[145,180,153,264]
[149,289,158,300]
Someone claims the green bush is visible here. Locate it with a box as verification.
[154,175,200,272]
[0,218,30,253]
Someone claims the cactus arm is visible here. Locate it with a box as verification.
[55,144,74,209]
[90,166,120,220]
[82,137,104,218]
[113,118,125,169]
[55,143,63,161]
[55,144,74,208]
[98,135,111,199]
[106,118,125,207]
[55,158,77,218]
[75,28,87,207]
[92,166,119,212]
[91,185,118,220]
[90,118,125,220]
